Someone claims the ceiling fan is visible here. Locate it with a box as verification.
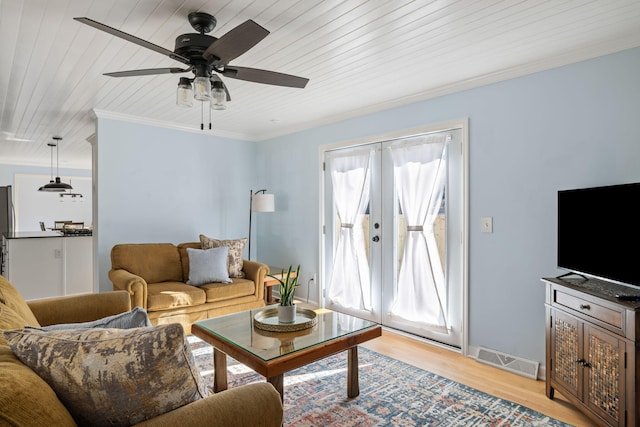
[74,12,309,111]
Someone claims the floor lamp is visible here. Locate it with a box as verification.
[248,189,275,260]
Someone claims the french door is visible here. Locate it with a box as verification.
[321,124,466,349]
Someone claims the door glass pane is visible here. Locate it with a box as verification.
[322,125,465,350]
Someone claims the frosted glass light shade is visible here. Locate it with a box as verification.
[193,77,211,101]
[252,193,274,212]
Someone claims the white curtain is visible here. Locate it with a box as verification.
[326,149,372,311]
[389,135,449,331]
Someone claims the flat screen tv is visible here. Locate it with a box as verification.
[558,182,640,288]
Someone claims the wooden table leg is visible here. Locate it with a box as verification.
[347,346,359,398]
[213,348,228,393]
[268,374,284,402]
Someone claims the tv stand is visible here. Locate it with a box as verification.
[542,277,639,427]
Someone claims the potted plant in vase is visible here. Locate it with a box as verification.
[268,265,301,323]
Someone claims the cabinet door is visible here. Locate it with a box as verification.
[584,325,625,427]
[64,237,93,295]
[7,238,64,300]
[550,309,582,400]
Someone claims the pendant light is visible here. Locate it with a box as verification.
[38,136,73,192]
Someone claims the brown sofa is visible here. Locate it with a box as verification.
[109,242,269,333]
[0,275,283,427]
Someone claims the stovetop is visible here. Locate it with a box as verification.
[61,229,93,236]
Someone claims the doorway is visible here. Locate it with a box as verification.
[321,122,467,349]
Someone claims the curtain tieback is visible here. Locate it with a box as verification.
[341,223,354,228]
[407,225,424,231]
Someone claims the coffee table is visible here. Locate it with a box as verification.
[191,305,382,402]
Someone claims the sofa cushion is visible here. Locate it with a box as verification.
[200,278,257,303]
[177,242,201,280]
[0,303,29,334]
[0,346,77,426]
[199,235,247,278]
[146,281,207,312]
[1,304,77,426]
[186,246,232,285]
[3,323,208,427]
[111,243,183,283]
[39,306,151,331]
[0,275,40,327]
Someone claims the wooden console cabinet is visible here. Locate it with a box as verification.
[542,277,639,427]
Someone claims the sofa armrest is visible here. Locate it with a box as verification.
[242,260,269,302]
[27,291,132,327]
[109,268,148,309]
[135,383,283,427]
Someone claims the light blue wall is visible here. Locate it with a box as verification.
[91,47,640,366]
[95,119,257,292]
[255,46,640,364]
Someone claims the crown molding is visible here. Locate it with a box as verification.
[91,109,258,142]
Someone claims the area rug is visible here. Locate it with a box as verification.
[188,336,572,426]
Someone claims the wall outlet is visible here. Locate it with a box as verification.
[481,217,493,233]
[303,273,317,304]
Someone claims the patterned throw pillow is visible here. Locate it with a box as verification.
[199,234,247,278]
[3,323,208,427]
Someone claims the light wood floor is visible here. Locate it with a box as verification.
[361,329,597,427]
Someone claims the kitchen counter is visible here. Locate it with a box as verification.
[3,231,64,239]
[3,230,92,239]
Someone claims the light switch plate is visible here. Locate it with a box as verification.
[481,217,493,233]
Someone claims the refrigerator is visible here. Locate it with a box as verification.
[0,185,14,236]
[1,185,14,275]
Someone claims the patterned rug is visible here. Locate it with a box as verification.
[188,336,572,426]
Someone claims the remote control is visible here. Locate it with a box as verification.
[615,294,640,301]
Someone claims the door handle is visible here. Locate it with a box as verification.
[372,236,380,242]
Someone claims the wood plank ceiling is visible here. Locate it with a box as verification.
[1,0,640,169]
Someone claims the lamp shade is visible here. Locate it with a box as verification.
[252,193,274,212]
[38,177,72,192]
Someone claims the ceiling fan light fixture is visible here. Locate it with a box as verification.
[193,76,211,101]
[176,77,193,107]
[210,81,226,110]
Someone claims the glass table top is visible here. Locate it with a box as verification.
[193,304,379,361]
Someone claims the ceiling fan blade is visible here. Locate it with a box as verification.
[104,67,191,77]
[210,75,231,101]
[203,20,269,65]
[221,66,309,88]
[74,17,191,65]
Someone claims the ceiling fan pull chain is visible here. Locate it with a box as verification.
[209,106,212,130]
[200,101,204,130]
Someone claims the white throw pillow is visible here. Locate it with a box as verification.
[186,246,232,285]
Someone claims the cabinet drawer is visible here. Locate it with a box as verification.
[554,290,623,329]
